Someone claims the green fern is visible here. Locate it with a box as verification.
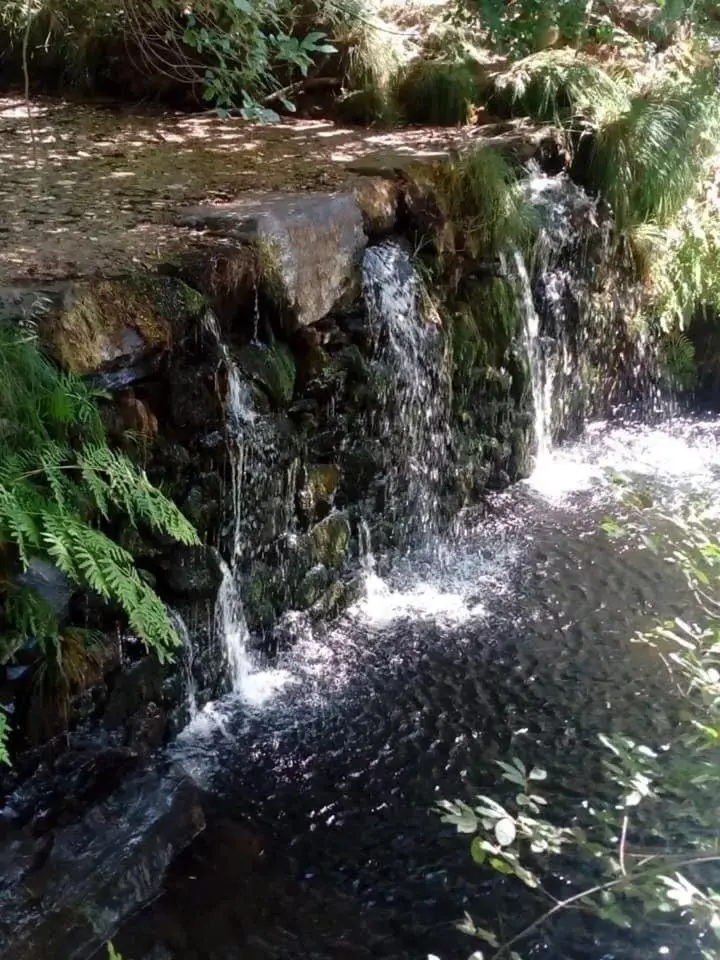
[0,324,199,675]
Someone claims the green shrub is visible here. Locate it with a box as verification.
[394,59,480,125]
[586,79,720,228]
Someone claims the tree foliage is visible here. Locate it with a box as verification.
[450,0,720,55]
[0,0,345,114]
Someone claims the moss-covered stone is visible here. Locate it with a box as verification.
[40,275,195,375]
[297,564,332,609]
[307,513,351,570]
[297,464,341,526]
[244,562,279,630]
[236,342,297,409]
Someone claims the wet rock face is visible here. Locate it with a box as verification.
[177,192,367,329]
[0,768,204,960]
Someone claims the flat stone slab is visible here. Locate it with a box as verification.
[345,123,561,179]
[177,191,366,328]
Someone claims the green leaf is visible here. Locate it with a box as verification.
[489,857,515,876]
[494,818,517,847]
[470,836,487,864]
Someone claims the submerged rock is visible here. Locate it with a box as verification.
[0,768,204,960]
[176,192,367,328]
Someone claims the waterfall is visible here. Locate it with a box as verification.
[508,170,610,464]
[202,311,257,693]
[169,608,198,720]
[508,249,553,463]
[362,241,452,540]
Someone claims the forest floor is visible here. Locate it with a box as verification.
[0,95,533,284]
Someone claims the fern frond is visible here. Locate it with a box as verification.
[0,323,197,663]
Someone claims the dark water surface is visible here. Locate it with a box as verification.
[113,417,720,960]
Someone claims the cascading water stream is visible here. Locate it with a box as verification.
[202,311,256,693]
[508,248,554,464]
[362,241,452,541]
[168,607,198,720]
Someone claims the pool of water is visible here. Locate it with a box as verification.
[111,416,720,960]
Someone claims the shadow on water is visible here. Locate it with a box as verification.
[108,417,720,960]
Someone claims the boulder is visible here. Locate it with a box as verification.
[176,192,367,328]
[352,178,400,235]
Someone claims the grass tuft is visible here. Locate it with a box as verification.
[492,48,630,125]
[393,59,480,126]
[431,146,538,260]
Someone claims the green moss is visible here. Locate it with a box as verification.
[393,60,480,125]
[42,276,175,374]
[254,237,286,304]
[236,342,297,409]
[178,281,207,319]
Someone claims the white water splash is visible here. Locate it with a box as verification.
[528,417,720,506]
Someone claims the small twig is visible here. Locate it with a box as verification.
[262,76,341,105]
[619,814,629,875]
[23,0,37,166]
[494,855,720,958]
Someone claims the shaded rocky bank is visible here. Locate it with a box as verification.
[0,139,675,958]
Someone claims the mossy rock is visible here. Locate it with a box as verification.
[236,342,297,409]
[297,564,332,609]
[310,578,361,618]
[40,275,205,377]
[297,464,341,526]
[307,513,351,570]
[244,562,280,630]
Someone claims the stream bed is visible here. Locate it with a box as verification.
[106,414,720,960]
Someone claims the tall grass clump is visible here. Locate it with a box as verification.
[335,12,402,124]
[393,59,480,125]
[431,147,538,260]
[586,78,720,228]
[492,48,631,125]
